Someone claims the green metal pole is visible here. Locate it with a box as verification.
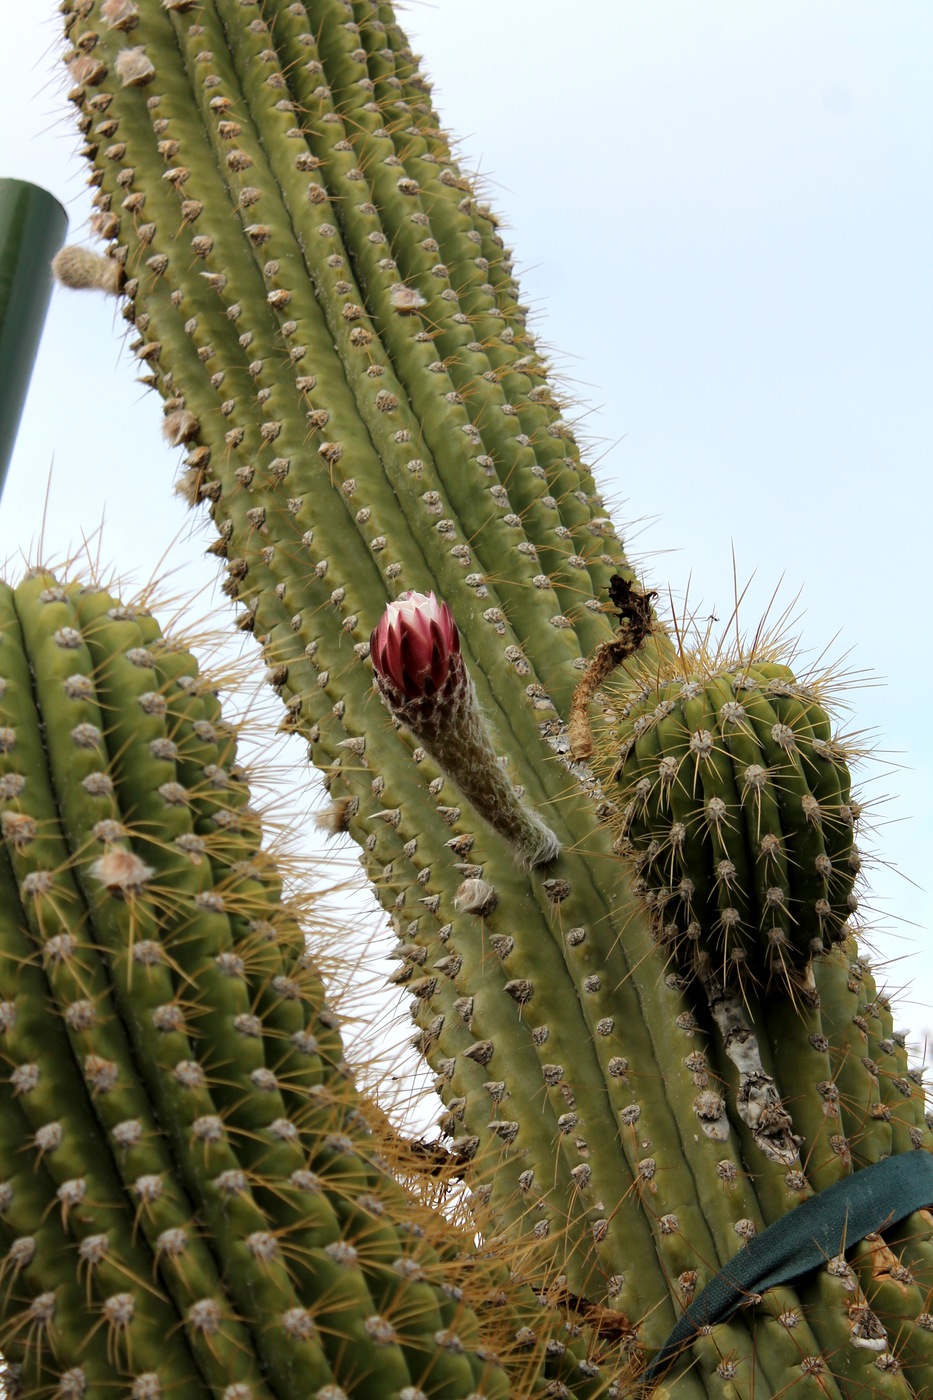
[0,179,67,495]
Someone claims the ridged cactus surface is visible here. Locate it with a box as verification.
[0,570,575,1400]
[34,1,933,1396]
[605,658,859,987]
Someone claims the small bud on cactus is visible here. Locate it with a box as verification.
[370,591,459,704]
[371,593,560,868]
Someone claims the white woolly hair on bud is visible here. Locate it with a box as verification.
[52,246,122,296]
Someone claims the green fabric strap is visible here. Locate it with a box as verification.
[643,1151,933,1386]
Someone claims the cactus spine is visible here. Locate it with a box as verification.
[15,0,932,1395]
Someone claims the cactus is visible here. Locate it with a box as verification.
[601,655,859,989]
[4,0,928,1395]
[0,567,638,1400]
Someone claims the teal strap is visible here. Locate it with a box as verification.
[643,1152,933,1386]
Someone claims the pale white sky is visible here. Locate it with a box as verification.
[2,5,931,1063]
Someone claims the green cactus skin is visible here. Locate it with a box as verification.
[52,1,933,1396]
[1,569,599,1400]
[605,661,858,987]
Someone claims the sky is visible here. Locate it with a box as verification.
[2,4,931,1076]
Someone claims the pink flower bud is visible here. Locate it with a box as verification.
[370,592,561,868]
[370,592,460,702]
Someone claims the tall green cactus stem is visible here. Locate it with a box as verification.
[0,569,613,1400]
[54,1,933,1395]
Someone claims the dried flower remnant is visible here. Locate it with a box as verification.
[52,246,122,295]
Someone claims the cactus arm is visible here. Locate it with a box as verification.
[0,585,260,1397]
[5,577,333,1399]
[0,181,68,494]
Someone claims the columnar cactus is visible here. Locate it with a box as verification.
[0,568,640,1399]
[0,570,507,1398]
[12,0,931,1395]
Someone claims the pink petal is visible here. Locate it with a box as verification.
[371,591,460,699]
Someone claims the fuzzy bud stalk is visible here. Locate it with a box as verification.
[371,593,560,868]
